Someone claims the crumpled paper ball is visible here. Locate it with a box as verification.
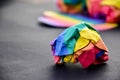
[87,0,120,23]
[50,22,109,68]
[56,0,86,14]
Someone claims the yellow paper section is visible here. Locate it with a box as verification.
[80,28,100,43]
[101,0,120,9]
[64,55,75,63]
[74,37,89,52]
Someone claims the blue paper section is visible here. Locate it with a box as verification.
[54,33,69,56]
[96,50,105,58]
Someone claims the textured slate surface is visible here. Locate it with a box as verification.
[0,0,120,80]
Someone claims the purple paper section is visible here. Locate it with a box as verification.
[38,17,69,27]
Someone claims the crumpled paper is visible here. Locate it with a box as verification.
[50,22,109,68]
[87,0,120,23]
[56,0,120,23]
[56,0,86,14]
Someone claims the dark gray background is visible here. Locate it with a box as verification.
[0,0,120,80]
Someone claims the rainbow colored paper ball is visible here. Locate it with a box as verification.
[86,0,120,23]
[51,22,109,68]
